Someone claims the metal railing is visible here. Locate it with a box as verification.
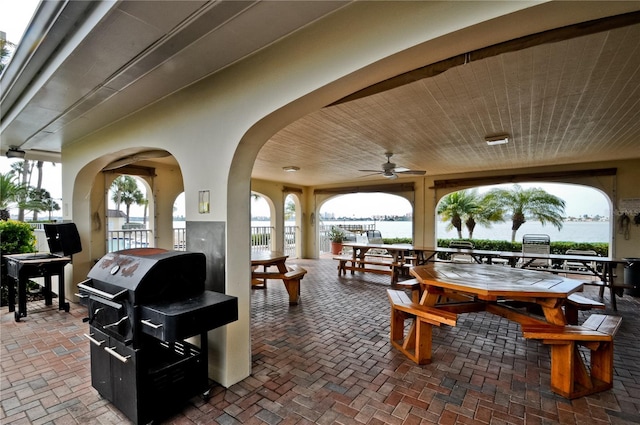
[251,226,273,253]
[174,228,186,251]
[284,225,297,257]
[107,229,153,252]
[85,226,294,255]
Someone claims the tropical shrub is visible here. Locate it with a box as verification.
[1,220,37,306]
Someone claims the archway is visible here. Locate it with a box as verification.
[435,182,613,248]
[317,192,414,254]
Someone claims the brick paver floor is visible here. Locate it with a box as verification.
[2,257,639,424]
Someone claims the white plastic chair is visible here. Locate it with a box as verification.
[521,234,551,268]
[449,240,475,263]
[563,249,598,271]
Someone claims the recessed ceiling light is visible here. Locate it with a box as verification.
[485,134,509,146]
[282,166,300,172]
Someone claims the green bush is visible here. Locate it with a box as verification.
[0,220,36,255]
[1,220,37,307]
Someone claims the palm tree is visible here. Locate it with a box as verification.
[284,197,296,220]
[484,184,566,242]
[1,34,16,73]
[0,172,25,220]
[437,190,479,239]
[465,191,505,239]
[110,176,145,223]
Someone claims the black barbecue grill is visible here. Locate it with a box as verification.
[4,222,82,321]
[79,247,238,425]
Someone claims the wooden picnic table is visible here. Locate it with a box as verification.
[402,246,628,311]
[337,242,428,283]
[250,251,307,305]
[395,263,622,399]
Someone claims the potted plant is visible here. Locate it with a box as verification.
[328,227,345,255]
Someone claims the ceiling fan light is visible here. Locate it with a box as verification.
[485,134,509,146]
[282,166,300,172]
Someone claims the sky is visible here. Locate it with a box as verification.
[0,1,610,220]
[1,0,39,45]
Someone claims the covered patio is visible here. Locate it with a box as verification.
[2,257,639,424]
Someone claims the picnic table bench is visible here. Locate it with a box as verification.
[251,251,308,305]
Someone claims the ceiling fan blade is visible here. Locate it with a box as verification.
[358,172,382,178]
[396,170,426,175]
[358,169,383,173]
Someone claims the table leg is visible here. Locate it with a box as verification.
[44,274,53,306]
[7,277,16,312]
[57,268,69,312]
[17,276,27,321]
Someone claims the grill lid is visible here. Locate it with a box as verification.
[87,248,206,302]
[44,223,82,256]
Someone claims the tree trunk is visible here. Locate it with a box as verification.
[511,213,525,242]
[17,160,30,221]
[33,161,43,221]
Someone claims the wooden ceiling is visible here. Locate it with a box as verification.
[253,16,640,186]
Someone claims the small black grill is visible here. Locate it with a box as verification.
[79,248,238,425]
[5,223,82,321]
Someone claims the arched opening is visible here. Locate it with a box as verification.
[435,182,613,252]
[105,174,154,252]
[317,192,414,254]
[284,193,301,258]
[173,192,186,250]
[251,192,274,252]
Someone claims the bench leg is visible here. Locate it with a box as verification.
[389,308,434,365]
[564,305,579,325]
[590,341,614,387]
[549,342,577,398]
[414,318,433,364]
[283,278,301,305]
[548,341,614,399]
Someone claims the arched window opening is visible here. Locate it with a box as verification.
[318,193,413,254]
[173,192,185,250]
[435,182,612,253]
[251,193,274,252]
[107,175,154,252]
[284,193,301,258]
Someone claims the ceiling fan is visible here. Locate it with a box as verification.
[359,152,426,180]
[103,150,171,171]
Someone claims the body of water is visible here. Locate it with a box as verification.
[176,219,611,243]
[319,220,611,243]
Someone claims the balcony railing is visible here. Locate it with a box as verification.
[60,226,296,256]
[108,229,153,252]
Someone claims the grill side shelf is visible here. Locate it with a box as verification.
[78,280,127,301]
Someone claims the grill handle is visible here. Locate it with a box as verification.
[84,333,105,346]
[78,280,127,301]
[105,346,131,363]
[141,319,163,329]
[104,316,129,329]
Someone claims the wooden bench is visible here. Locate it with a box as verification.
[522,314,623,399]
[391,278,421,302]
[386,289,457,364]
[564,293,605,325]
[334,255,406,282]
[251,265,307,304]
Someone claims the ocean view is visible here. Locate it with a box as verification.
[317,220,611,243]
[173,219,613,243]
